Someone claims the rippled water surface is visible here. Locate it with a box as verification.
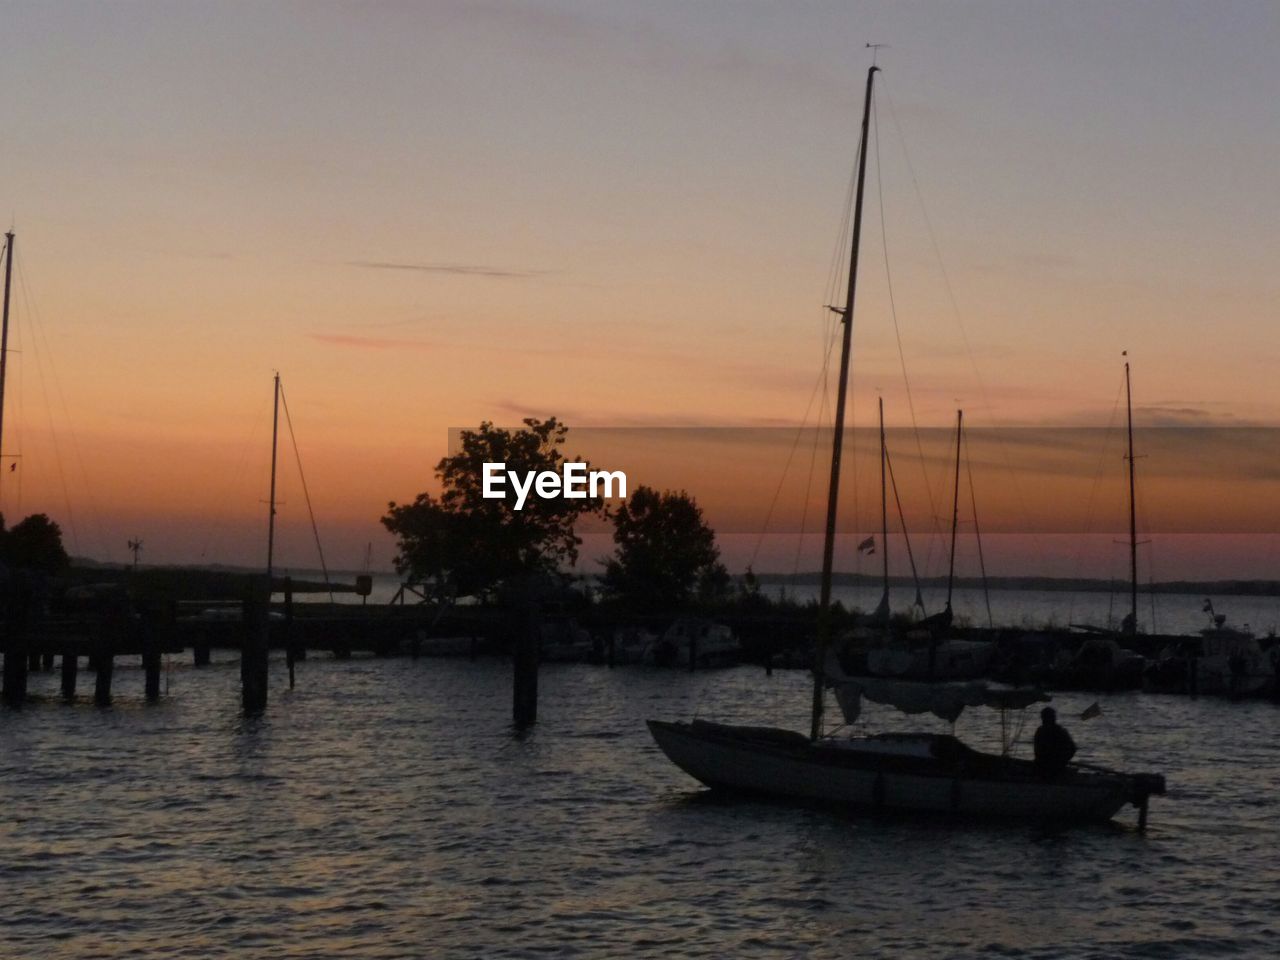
[3,656,1277,958]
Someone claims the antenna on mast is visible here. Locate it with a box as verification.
[866,42,889,66]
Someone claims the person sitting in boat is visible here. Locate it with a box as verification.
[1033,707,1076,778]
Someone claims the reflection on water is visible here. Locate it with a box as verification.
[2,656,1276,958]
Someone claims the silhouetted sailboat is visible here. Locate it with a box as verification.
[647,66,1165,825]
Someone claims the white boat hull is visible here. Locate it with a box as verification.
[648,720,1163,824]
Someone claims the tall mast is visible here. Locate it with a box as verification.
[0,231,14,501]
[946,409,963,610]
[1125,359,1137,635]
[879,396,889,605]
[266,372,281,588]
[810,64,878,741]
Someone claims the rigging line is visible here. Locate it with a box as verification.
[881,79,1041,552]
[749,321,842,569]
[278,381,334,604]
[872,89,945,579]
[13,262,81,555]
[1132,445,1158,634]
[791,393,829,577]
[963,427,994,629]
[16,258,115,561]
[884,442,925,613]
[824,134,862,311]
[1065,376,1126,624]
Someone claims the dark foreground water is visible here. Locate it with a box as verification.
[2,656,1277,959]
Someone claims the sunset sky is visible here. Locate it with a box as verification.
[2,1,1278,579]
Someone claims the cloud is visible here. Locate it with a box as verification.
[487,399,806,429]
[308,333,435,351]
[346,260,547,279]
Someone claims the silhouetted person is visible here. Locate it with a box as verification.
[1033,706,1076,778]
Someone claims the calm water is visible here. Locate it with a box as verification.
[2,655,1277,959]
[782,585,1279,638]
[312,574,1280,637]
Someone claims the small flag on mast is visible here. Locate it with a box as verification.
[857,536,876,554]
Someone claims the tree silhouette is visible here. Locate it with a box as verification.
[601,486,727,611]
[381,418,605,599]
[1,513,70,575]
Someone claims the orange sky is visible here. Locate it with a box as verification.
[2,3,1278,578]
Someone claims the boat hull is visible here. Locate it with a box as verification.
[647,720,1162,823]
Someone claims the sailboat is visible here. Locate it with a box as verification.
[856,405,995,682]
[647,66,1166,826]
[1058,358,1149,691]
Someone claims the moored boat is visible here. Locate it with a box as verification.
[649,718,1164,824]
[646,62,1167,828]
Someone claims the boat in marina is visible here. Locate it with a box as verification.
[647,65,1166,826]
[647,718,1164,823]
[1144,600,1275,696]
[852,401,995,682]
[645,618,739,668]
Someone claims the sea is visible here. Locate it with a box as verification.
[308,573,1280,638]
[2,648,1277,958]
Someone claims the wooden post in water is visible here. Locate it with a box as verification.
[93,628,114,707]
[1,577,31,706]
[28,648,41,672]
[193,630,211,667]
[41,650,55,670]
[688,628,698,673]
[141,609,161,703]
[513,594,540,728]
[60,646,77,700]
[240,584,269,713]
[143,646,161,701]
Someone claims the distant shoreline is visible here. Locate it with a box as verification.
[750,571,1280,597]
[67,558,1280,598]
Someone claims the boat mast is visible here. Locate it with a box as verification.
[810,64,878,741]
[946,409,962,611]
[266,372,281,589]
[1125,358,1137,635]
[879,395,889,609]
[0,231,13,498]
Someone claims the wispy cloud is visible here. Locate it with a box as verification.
[308,333,435,351]
[488,399,812,429]
[346,260,548,279]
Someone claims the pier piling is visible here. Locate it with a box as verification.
[2,648,27,706]
[60,648,77,700]
[240,591,269,713]
[93,636,114,707]
[513,598,540,728]
[141,607,162,702]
